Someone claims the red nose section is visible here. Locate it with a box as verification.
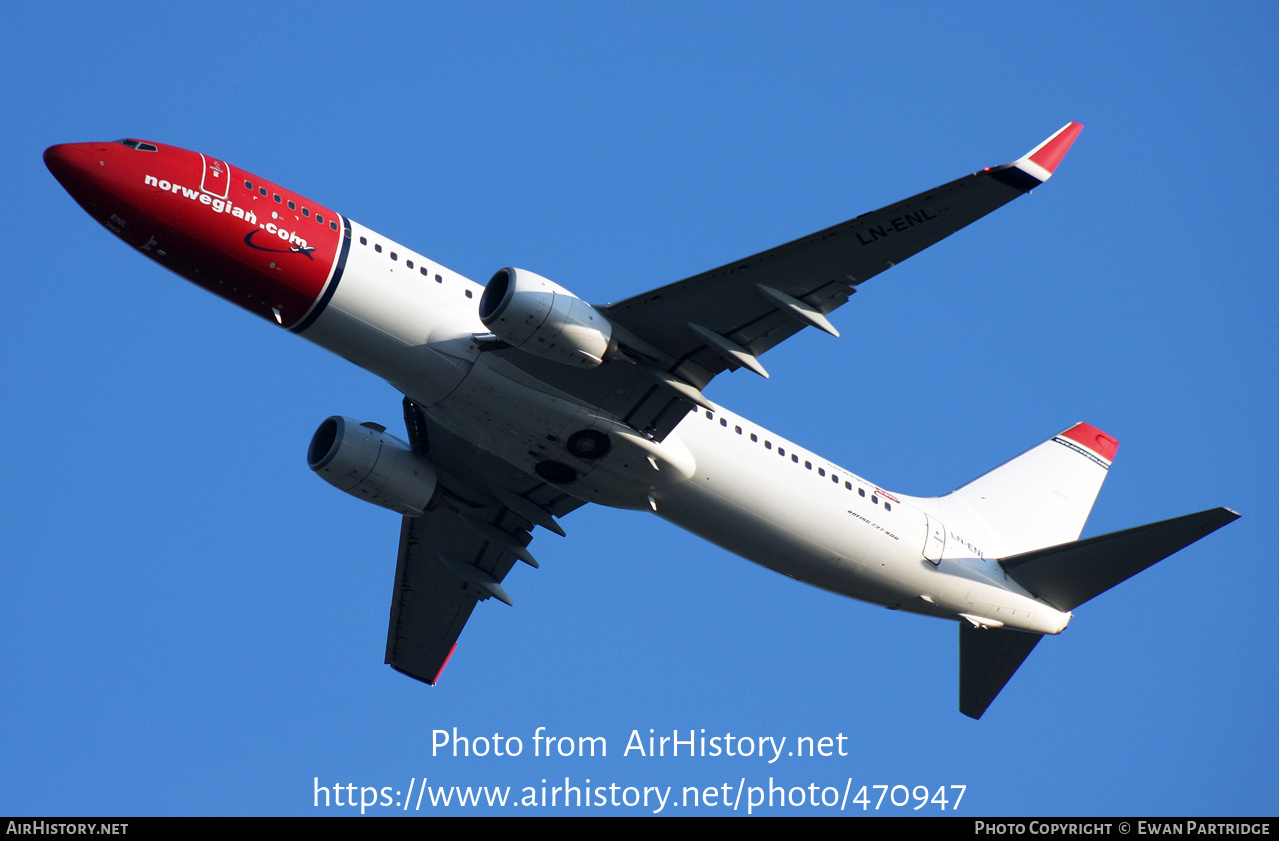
[44,143,101,200]
[44,141,133,226]
[47,138,348,331]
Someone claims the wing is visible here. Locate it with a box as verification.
[488,122,1083,440]
[384,398,584,684]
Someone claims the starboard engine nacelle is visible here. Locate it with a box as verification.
[479,267,613,368]
[307,416,438,516]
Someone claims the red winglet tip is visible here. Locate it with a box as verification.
[1028,122,1084,174]
[431,643,459,684]
[1061,422,1118,462]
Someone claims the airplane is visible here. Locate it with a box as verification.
[44,123,1238,719]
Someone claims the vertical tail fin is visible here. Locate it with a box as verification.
[941,424,1240,719]
[941,423,1119,558]
[959,506,1239,719]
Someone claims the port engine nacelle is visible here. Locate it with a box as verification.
[307,416,438,516]
[479,267,613,368]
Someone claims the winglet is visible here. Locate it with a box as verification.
[430,644,458,684]
[1024,122,1084,176]
[988,122,1083,191]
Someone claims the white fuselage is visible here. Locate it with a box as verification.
[300,220,1071,636]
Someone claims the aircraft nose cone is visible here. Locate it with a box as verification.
[44,143,97,191]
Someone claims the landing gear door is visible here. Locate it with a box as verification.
[923,514,946,565]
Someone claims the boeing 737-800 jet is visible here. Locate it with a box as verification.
[45,124,1237,718]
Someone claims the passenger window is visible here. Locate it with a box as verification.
[360,236,367,245]
[435,274,443,283]
[244,180,252,190]
[420,267,428,276]
[735,426,742,434]
[792,455,799,463]
[858,488,866,497]
[259,187,267,197]
[465,289,473,298]
[375,244,382,253]
[288,200,296,210]
[406,260,414,269]
[720,419,727,427]
[273,194,281,203]
[390,252,398,261]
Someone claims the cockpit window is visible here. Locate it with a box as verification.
[116,139,158,152]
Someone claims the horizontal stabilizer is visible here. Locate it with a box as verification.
[959,624,1043,720]
[1000,508,1240,612]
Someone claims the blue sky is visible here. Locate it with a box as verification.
[4,1,1275,816]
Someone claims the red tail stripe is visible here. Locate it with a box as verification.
[1061,422,1119,462]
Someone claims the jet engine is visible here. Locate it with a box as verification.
[479,267,613,368]
[307,416,438,516]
